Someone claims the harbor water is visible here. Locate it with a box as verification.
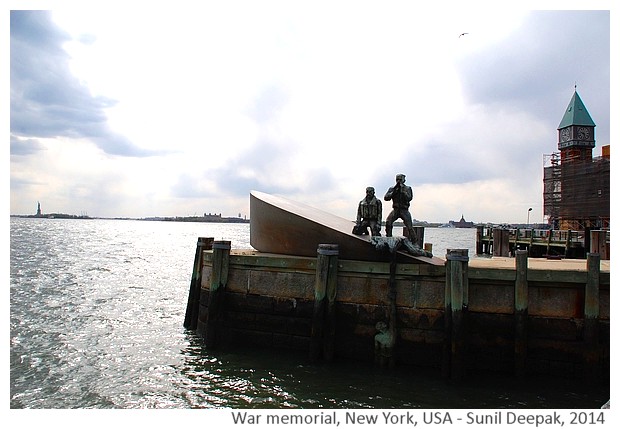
[10,217,609,409]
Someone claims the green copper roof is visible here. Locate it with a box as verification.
[558,91,596,129]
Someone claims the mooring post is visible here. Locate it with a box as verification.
[514,250,529,377]
[445,249,469,380]
[584,252,600,381]
[202,240,231,348]
[323,245,339,362]
[413,226,424,249]
[184,237,214,330]
[493,228,510,257]
[442,251,452,378]
[402,226,424,248]
[590,230,608,260]
[310,244,339,362]
[475,226,484,255]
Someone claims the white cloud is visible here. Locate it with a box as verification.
[8,4,613,224]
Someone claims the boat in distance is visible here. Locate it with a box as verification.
[249,191,443,265]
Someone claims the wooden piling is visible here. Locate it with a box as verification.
[310,244,339,362]
[493,228,510,256]
[514,250,528,376]
[323,245,339,362]
[413,226,424,249]
[203,240,231,348]
[403,226,425,249]
[184,237,214,330]
[444,249,469,380]
[442,251,452,378]
[584,252,600,380]
[590,231,609,260]
[476,226,484,255]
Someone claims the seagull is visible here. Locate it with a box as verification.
[459,32,469,38]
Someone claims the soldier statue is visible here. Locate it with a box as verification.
[353,186,382,236]
[384,174,415,241]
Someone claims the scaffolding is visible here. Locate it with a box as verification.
[543,152,610,230]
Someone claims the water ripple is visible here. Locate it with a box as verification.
[10,218,608,409]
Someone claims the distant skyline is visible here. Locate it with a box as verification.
[15,200,546,226]
[8,2,614,224]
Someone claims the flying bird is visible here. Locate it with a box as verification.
[459,32,469,38]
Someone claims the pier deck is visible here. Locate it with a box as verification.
[476,226,610,259]
[470,255,610,272]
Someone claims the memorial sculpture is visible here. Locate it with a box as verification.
[351,176,431,258]
[384,173,416,242]
[374,321,395,368]
[353,187,382,236]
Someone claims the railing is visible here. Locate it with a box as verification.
[476,226,610,259]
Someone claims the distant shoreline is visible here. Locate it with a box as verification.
[139,216,249,224]
[10,214,249,223]
[11,214,93,220]
[9,214,548,229]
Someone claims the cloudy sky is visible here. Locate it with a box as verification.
[7,1,614,224]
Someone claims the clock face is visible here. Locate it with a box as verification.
[560,128,571,142]
[577,127,590,140]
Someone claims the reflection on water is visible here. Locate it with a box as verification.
[175,338,607,409]
[10,218,608,409]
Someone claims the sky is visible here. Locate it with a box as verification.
[6,1,615,224]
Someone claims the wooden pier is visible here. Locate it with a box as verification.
[476,226,610,259]
[184,237,609,382]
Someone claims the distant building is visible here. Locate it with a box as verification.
[449,215,474,228]
[36,202,41,216]
[543,90,610,230]
[202,213,224,222]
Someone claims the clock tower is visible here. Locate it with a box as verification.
[545,88,609,232]
[557,90,596,163]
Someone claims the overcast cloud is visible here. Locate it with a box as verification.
[10,11,164,157]
[7,3,613,224]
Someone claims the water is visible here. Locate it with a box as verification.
[10,218,608,409]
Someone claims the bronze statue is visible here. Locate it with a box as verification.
[384,174,415,240]
[353,187,382,236]
[374,321,395,368]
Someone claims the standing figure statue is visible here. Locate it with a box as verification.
[353,187,382,236]
[384,174,415,241]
